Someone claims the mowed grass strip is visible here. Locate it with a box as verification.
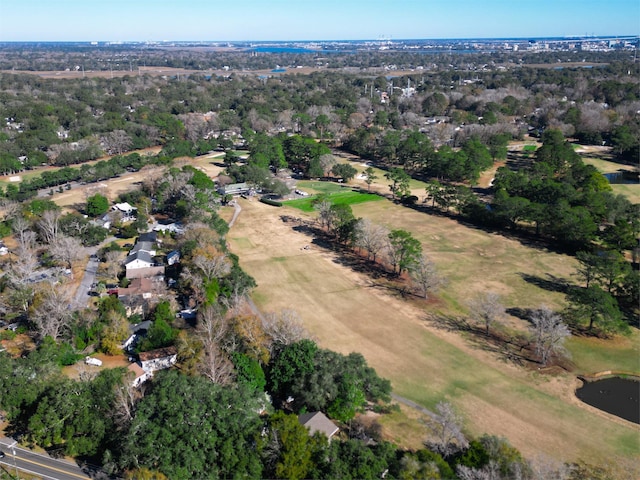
[284,189,383,212]
[227,197,639,474]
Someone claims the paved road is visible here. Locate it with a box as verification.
[73,254,100,308]
[0,438,90,480]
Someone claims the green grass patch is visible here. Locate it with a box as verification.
[522,145,537,152]
[297,180,346,194]
[284,190,383,212]
[567,331,640,375]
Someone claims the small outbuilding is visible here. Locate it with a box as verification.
[298,411,339,439]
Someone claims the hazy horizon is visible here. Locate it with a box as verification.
[1,0,638,43]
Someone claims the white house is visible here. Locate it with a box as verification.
[127,362,151,388]
[153,223,184,235]
[167,250,180,266]
[124,251,154,270]
[138,346,178,373]
[113,202,136,214]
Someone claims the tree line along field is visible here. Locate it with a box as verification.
[226,191,639,475]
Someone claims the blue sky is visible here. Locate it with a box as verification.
[0,0,638,42]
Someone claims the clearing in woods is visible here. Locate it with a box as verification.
[227,196,639,474]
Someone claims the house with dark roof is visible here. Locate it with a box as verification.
[167,250,180,266]
[124,251,154,270]
[298,412,339,439]
[122,320,152,352]
[129,241,156,256]
[138,346,178,373]
[138,231,158,243]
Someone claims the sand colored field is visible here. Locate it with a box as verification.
[227,197,639,473]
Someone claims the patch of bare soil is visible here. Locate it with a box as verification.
[62,354,130,380]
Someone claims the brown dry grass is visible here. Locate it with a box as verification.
[227,197,639,473]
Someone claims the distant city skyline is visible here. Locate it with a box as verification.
[0,0,638,42]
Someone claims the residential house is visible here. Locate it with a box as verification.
[118,277,155,298]
[167,250,180,266]
[153,222,185,235]
[126,265,165,279]
[127,362,150,388]
[217,182,250,196]
[138,346,178,373]
[118,277,166,316]
[129,241,156,257]
[124,251,154,270]
[122,320,152,352]
[138,231,158,243]
[113,202,136,215]
[298,412,339,439]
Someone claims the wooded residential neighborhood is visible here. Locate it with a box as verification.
[0,38,638,480]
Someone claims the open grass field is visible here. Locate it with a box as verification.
[227,195,639,474]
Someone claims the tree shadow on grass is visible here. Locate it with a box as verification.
[424,313,536,367]
[506,306,536,322]
[290,222,396,280]
[519,272,572,294]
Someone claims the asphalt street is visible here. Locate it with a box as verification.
[0,438,90,480]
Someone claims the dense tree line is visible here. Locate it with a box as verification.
[2,347,591,480]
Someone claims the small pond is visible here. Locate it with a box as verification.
[603,171,639,185]
[576,377,640,424]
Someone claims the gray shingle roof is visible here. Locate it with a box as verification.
[298,411,339,438]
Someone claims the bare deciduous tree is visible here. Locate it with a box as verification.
[455,465,492,480]
[101,130,132,155]
[112,380,142,431]
[467,292,505,336]
[428,401,469,458]
[527,455,570,480]
[530,306,571,367]
[31,282,74,341]
[11,215,36,250]
[409,254,445,299]
[262,309,309,354]
[354,219,388,262]
[319,154,337,176]
[196,306,234,384]
[50,235,83,272]
[4,248,39,315]
[104,250,124,279]
[178,113,209,145]
[38,209,61,244]
[315,199,334,231]
[193,250,231,282]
